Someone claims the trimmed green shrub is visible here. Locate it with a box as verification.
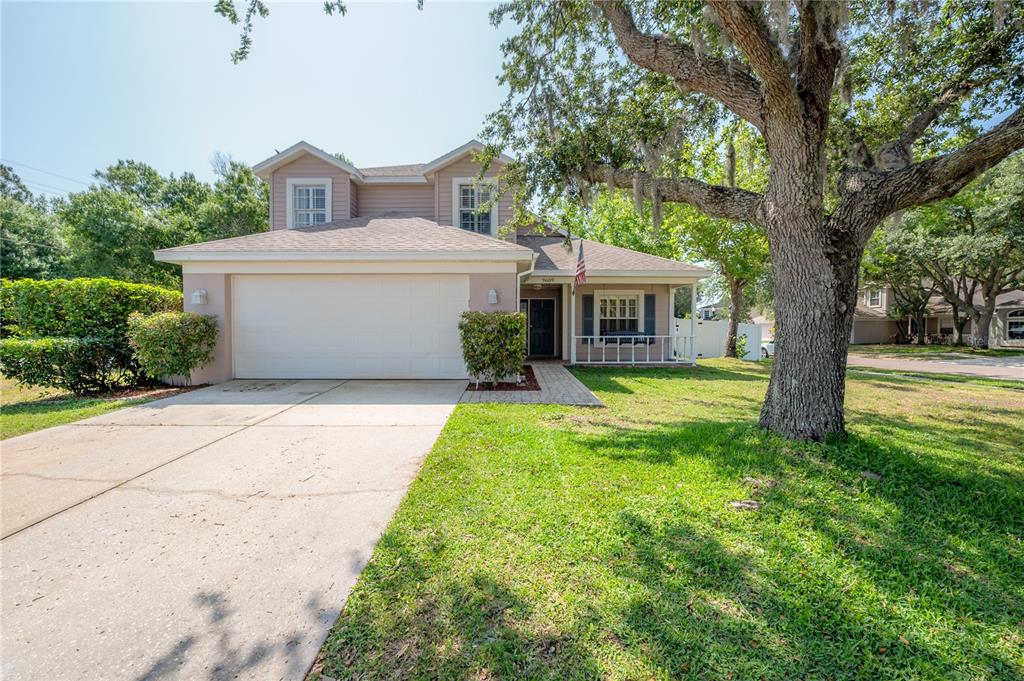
[127,312,219,384]
[0,277,181,339]
[0,336,134,393]
[458,311,527,386]
[0,278,182,392]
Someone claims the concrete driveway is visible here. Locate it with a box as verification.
[847,353,1024,380]
[1,379,465,680]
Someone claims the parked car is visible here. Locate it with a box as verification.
[761,339,775,358]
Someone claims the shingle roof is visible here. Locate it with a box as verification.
[854,303,892,320]
[520,236,709,275]
[156,214,533,257]
[359,164,426,177]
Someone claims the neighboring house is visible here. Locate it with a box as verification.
[851,284,1024,346]
[696,300,725,320]
[155,140,709,382]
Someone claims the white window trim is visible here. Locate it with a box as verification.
[595,290,645,344]
[1008,309,1024,341]
[451,177,497,236]
[286,177,332,229]
[868,288,882,307]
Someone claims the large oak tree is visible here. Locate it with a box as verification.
[482,0,1022,439]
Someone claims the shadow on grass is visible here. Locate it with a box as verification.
[571,364,770,395]
[318,372,1023,679]
[320,531,603,680]
[567,415,1023,676]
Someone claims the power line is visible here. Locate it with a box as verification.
[1,159,92,186]
[0,235,66,252]
[20,179,75,196]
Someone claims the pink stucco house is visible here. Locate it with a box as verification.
[155,140,708,382]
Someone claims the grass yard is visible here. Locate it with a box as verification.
[848,343,1024,358]
[315,359,1024,680]
[0,376,186,439]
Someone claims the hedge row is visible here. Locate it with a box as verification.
[0,278,217,394]
[0,336,136,393]
[0,277,182,339]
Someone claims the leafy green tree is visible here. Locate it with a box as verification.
[901,154,1024,347]
[59,187,186,288]
[861,228,937,344]
[678,214,769,356]
[0,166,67,280]
[0,197,68,280]
[196,160,269,240]
[161,172,212,216]
[1,164,34,204]
[560,191,680,259]
[94,160,167,208]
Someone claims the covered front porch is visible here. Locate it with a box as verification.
[517,276,700,365]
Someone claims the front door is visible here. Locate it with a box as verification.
[529,299,556,356]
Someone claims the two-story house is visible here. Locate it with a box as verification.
[851,284,1024,346]
[155,140,709,382]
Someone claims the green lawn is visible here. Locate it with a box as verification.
[0,376,182,439]
[848,343,1024,358]
[315,359,1024,680]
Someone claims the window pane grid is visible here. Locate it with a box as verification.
[598,296,641,336]
[293,184,328,226]
[457,183,493,233]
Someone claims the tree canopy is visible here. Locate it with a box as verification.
[1,158,268,286]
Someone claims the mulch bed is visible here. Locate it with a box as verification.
[466,364,541,391]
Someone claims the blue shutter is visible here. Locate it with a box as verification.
[644,294,656,337]
[582,295,594,343]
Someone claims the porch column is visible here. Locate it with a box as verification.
[689,282,698,365]
[561,284,571,359]
[570,284,577,364]
[668,286,676,361]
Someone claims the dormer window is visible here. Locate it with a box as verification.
[453,178,496,235]
[286,177,332,228]
[868,288,881,307]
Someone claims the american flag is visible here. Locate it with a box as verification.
[575,240,587,286]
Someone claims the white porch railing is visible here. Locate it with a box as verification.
[573,335,696,364]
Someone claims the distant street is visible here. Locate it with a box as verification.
[847,353,1024,381]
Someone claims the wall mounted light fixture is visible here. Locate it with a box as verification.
[191,289,208,306]
[487,289,499,305]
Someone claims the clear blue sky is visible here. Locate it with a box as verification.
[1,1,515,198]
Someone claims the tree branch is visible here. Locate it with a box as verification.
[794,0,844,126]
[833,107,1024,240]
[599,1,765,131]
[582,164,762,223]
[706,0,796,113]
[899,81,973,148]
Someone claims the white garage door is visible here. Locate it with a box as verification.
[232,274,469,379]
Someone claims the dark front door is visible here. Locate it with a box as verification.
[529,299,556,356]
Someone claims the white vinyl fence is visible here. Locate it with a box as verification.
[674,319,763,360]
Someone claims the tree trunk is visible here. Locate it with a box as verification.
[952,307,969,346]
[975,304,995,349]
[914,311,927,345]
[758,207,861,440]
[725,277,743,358]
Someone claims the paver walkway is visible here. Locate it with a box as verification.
[460,361,603,406]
